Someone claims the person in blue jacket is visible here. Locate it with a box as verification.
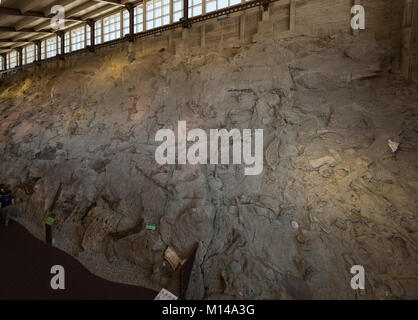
[0,189,15,228]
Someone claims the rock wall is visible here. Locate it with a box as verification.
[0,0,417,299]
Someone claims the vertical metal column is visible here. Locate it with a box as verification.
[1,53,7,70]
[17,47,23,67]
[57,31,65,59]
[126,3,135,41]
[35,40,42,64]
[182,0,189,28]
[86,20,96,51]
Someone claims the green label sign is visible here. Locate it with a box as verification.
[46,213,56,226]
[145,222,156,231]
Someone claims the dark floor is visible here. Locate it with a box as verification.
[0,220,158,300]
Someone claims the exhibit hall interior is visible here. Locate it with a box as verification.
[0,0,417,305]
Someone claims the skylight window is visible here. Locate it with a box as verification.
[146,0,170,30]
[8,51,17,68]
[134,4,144,32]
[103,12,121,42]
[46,36,57,58]
[26,44,35,64]
[71,26,85,51]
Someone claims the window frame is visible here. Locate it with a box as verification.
[70,25,86,51]
[145,0,171,31]
[134,4,144,33]
[1,0,253,70]
[25,44,36,65]
[45,35,58,59]
[7,50,17,69]
[102,11,122,43]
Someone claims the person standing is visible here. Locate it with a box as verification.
[0,188,5,227]
[1,190,15,228]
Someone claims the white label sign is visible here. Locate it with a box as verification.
[154,288,178,300]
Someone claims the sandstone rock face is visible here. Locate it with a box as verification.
[0,33,417,299]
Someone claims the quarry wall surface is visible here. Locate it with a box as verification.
[0,0,417,299]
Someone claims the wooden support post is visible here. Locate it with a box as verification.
[126,3,135,42]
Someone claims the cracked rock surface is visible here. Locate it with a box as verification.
[0,33,417,299]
